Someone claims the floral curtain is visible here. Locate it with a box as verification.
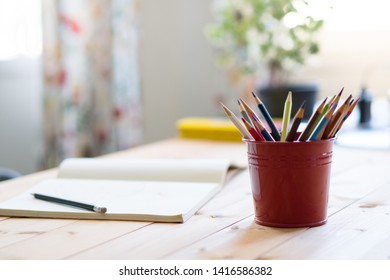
[41,0,142,168]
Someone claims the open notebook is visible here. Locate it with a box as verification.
[0,158,237,223]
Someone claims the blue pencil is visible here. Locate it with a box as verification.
[252,114,275,141]
[251,92,280,141]
[309,104,336,141]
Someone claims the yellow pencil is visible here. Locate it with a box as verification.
[280,91,292,141]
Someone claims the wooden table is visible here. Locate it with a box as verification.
[0,138,390,260]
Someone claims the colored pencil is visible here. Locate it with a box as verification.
[320,88,342,118]
[322,94,352,139]
[327,103,350,138]
[329,87,344,109]
[298,97,328,141]
[309,104,337,141]
[220,103,254,140]
[242,118,263,141]
[320,95,333,118]
[239,98,267,132]
[252,114,274,141]
[286,101,305,141]
[251,92,280,141]
[332,97,360,137]
[237,99,251,123]
[280,91,292,141]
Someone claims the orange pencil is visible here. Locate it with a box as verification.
[327,104,350,138]
[239,98,267,130]
[332,97,360,137]
[322,94,352,139]
[329,87,344,109]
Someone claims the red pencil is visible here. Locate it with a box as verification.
[252,114,274,141]
[241,118,264,141]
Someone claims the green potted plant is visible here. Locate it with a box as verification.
[207,0,324,119]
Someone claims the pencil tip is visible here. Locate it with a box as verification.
[237,99,241,105]
[286,91,292,101]
[220,102,228,110]
[239,98,248,106]
[221,104,231,115]
[252,91,263,104]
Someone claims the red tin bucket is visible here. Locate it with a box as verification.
[244,138,334,228]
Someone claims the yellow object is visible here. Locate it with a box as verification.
[176,118,242,142]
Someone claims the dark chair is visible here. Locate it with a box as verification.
[0,167,21,182]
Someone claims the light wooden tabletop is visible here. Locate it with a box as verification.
[0,138,389,260]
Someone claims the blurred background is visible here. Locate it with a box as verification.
[1,0,390,176]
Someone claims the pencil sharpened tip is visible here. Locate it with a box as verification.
[286,91,292,101]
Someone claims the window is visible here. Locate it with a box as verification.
[0,0,42,60]
[310,0,390,32]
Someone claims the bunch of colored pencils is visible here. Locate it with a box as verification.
[221,88,359,142]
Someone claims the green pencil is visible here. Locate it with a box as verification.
[237,99,251,124]
[298,97,328,141]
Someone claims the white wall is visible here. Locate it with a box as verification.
[0,59,42,174]
[139,0,231,144]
